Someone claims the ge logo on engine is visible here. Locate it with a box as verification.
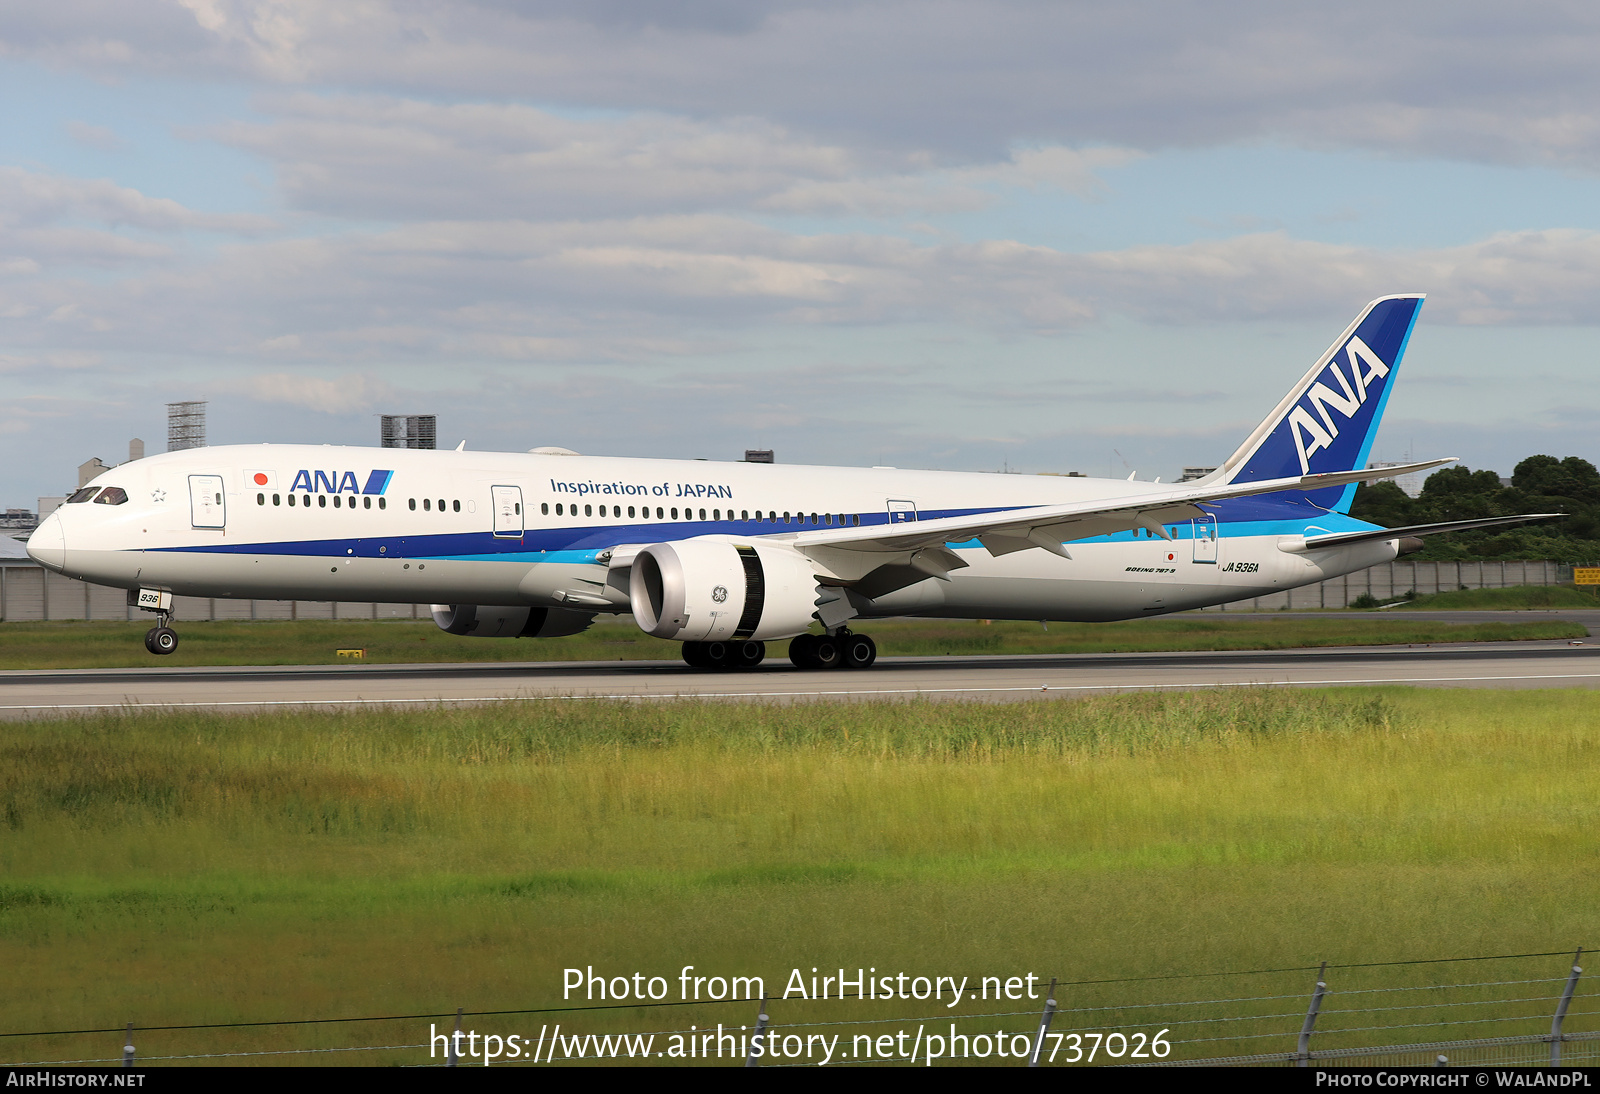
[711,585,729,603]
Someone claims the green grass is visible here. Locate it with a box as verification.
[0,613,1585,670]
[1395,583,1600,610]
[2,690,1598,1065]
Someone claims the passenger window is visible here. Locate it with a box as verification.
[424,498,431,511]
[515,503,521,515]
[333,496,341,508]
[656,507,663,519]
[627,506,635,518]
[852,514,860,525]
[556,503,563,515]
[585,504,593,517]
[363,496,371,509]
[452,500,460,513]
[825,513,832,525]
[288,494,296,507]
[408,498,416,510]
[699,508,707,520]
[541,503,549,515]
[671,508,678,519]
[318,495,327,508]
[713,509,720,520]
[257,493,265,506]
[379,497,386,510]
[273,494,281,506]
[438,499,445,512]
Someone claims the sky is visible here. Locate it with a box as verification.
[5,1,1600,507]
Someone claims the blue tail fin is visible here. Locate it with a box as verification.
[1219,294,1424,513]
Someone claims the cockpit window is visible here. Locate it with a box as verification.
[92,486,129,505]
[67,487,100,503]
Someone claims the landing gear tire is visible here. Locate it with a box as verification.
[684,640,765,670]
[734,640,766,668]
[789,633,818,668]
[840,633,877,669]
[811,635,842,670]
[145,626,179,655]
[791,631,874,670]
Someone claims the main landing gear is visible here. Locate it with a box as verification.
[143,613,179,656]
[681,640,767,670]
[680,630,879,671]
[789,630,877,670]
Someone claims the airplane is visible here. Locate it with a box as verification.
[27,294,1559,669]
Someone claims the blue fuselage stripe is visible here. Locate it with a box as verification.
[145,497,1382,561]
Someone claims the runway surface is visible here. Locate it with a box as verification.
[3,639,1600,716]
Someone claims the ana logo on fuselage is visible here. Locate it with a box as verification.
[1286,336,1390,475]
[289,470,394,495]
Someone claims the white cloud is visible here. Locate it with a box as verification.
[65,120,127,152]
[0,166,271,233]
[12,2,1600,170]
[239,371,394,414]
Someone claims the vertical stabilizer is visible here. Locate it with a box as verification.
[1216,294,1424,513]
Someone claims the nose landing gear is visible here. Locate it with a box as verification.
[142,610,179,656]
[144,626,180,655]
[130,589,179,656]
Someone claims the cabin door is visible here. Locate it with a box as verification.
[1192,513,1218,564]
[188,474,226,529]
[491,485,524,538]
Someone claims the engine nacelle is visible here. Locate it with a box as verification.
[430,604,596,638]
[629,539,819,642]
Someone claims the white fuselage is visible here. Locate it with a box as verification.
[31,444,1397,624]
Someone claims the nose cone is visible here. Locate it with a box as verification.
[27,513,66,572]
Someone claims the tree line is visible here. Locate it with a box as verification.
[1349,455,1600,562]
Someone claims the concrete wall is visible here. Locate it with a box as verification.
[1195,559,1573,611]
[0,560,428,623]
[0,557,1578,623]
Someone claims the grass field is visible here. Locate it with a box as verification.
[0,612,1586,670]
[1397,583,1600,610]
[2,689,1597,1066]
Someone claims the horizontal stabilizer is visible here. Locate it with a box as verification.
[1301,513,1563,551]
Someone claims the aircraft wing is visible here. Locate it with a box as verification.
[788,457,1455,560]
[1298,513,1563,551]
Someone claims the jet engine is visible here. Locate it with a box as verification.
[431,604,596,638]
[629,539,819,642]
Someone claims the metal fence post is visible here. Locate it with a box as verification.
[122,1022,134,1068]
[1296,962,1329,1067]
[1028,978,1058,1067]
[448,1007,462,1067]
[745,994,769,1068]
[1550,949,1583,1066]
